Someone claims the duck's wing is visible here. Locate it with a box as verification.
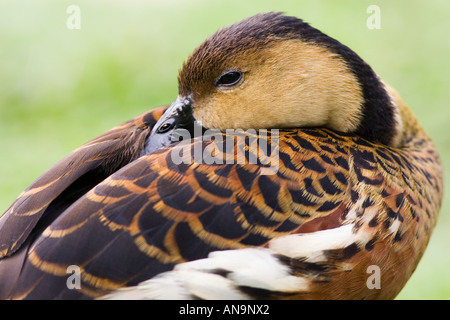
[0,128,441,300]
[0,106,167,259]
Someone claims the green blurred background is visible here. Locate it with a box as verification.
[0,0,448,299]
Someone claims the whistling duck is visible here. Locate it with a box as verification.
[0,12,443,300]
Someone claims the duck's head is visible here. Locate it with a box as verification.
[147,12,402,153]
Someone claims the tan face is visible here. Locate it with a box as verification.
[182,39,365,132]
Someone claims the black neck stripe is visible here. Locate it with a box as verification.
[180,12,397,145]
[231,13,397,145]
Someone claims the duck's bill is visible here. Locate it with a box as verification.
[144,96,202,154]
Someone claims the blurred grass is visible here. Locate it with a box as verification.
[0,0,448,299]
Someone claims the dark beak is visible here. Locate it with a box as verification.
[144,96,198,154]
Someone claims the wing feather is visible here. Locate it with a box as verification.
[0,125,440,299]
[0,106,166,258]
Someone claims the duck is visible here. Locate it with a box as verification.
[0,12,443,300]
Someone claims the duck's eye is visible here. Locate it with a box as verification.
[157,121,174,134]
[215,70,243,87]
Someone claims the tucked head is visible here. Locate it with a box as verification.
[148,12,402,152]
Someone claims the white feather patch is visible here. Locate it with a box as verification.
[268,224,355,262]
[99,274,193,300]
[181,248,309,292]
[100,248,309,300]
